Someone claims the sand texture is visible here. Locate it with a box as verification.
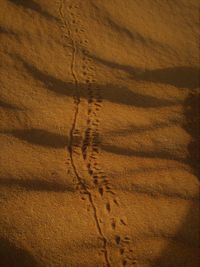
[0,0,199,266]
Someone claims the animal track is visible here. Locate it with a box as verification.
[106,202,111,213]
[111,218,116,230]
[58,1,136,266]
[115,235,121,245]
[120,218,127,226]
[58,1,111,267]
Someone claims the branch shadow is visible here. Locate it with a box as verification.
[183,92,200,179]
[91,3,164,49]
[0,238,40,267]
[88,54,200,89]
[7,0,59,22]
[101,143,185,163]
[9,53,179,108]
[0,177,74,192]
[137,67,200,89]
[15,55,76,97]
[0,99,21,110]
[2,51,199,267]
[102,85,178,107]
[4,129,68,148]
[107,118,180,136]
[151,93,200,266]
[0,25,18,37]
[151,204,200,267]
[130,183,199,203]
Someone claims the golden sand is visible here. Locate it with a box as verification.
[0,1,199,266]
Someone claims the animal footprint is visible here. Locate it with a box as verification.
[123,236,131,243]
[93,179,98,185]
[98,187,104,196]
[120,217,128,226]
[113,198,120,206]
[120,248,125,255]
[122,259,127,266]
[115,235,121,245]
[111,218,116,229]
[106,202,111,213]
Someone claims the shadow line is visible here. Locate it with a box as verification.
[3,129,68,148]
[9,53,180,108]
[8,0,59,22]
[131,183,199,202]
[0,26,18,37]
[151,205,200,267]
[101,143,185,162]
[89,54,200,89]
[151,91,200,267]
[91,2,167,50]
[107,118,180,136]
[183,92,200,180]
[0,238,40,267]
[0,99,21,110]
[0,177,74,192]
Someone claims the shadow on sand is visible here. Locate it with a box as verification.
[88,53,199,89]
[7,0,59,22]
[151,92,200,267]
[0,52,199,267]
[9,53,184,108]
[0,176,74,192]
[4,129,68,148]
[0,238,40,267]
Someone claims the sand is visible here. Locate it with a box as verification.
[0,0,199,266]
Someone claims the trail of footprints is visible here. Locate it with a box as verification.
[59,1,136,266]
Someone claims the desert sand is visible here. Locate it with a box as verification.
[0,0,199,267]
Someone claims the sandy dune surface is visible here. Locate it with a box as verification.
[0,0,199,266]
